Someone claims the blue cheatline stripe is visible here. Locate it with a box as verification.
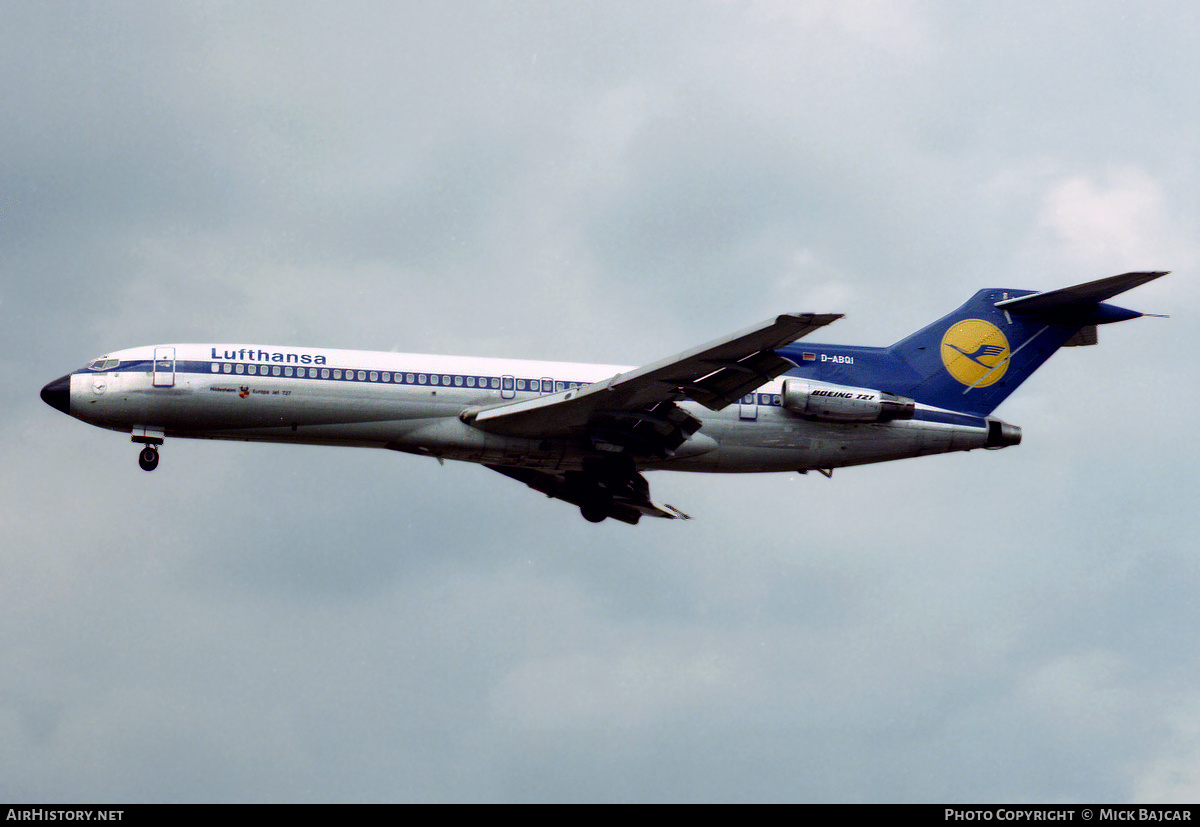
[76,359,596,397]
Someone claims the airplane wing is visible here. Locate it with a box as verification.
[463,313,841,450]
[486,465,691,525]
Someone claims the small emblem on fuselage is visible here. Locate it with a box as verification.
[239,386,250,398]
[940,319,1010,387]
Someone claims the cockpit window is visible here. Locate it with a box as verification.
[86,357,121,371]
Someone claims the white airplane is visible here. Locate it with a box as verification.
[41,271,1166,524]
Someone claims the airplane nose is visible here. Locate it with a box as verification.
[40,374,71,414]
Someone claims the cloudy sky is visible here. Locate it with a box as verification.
[3,0,1198,803]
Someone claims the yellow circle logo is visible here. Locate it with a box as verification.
[940,319,1010,388]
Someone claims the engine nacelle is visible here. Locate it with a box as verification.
[781,379,916,423]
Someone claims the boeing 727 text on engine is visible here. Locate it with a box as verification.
[41,271,1166,524]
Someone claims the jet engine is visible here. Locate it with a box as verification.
[781,379,916,422]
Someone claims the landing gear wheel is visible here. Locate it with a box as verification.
[138,445,159,471]
[580,489,612,523]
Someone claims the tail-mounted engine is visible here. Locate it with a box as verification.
[781,379,916,423]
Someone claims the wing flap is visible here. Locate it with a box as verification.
[682,349,798,408]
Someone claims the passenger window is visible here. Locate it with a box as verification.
[249,365,257,375]
[370,371,378,382]
[321,368,329,379]
[273,366,281,376]
[223,364,232,373]
[454,375,462,386]
[406,373,414,383]
[358,371,366,381]
[211,364,219,373]
[285,367,293,377]
[235,364,244,374]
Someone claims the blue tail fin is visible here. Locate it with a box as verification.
[780,271,1167,417]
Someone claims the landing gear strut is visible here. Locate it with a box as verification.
[138,445,159,471]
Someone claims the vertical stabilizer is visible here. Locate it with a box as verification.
[884,271,1166,416]
[780,272,1166,417]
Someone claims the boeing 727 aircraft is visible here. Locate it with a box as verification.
[41,271,1166,524]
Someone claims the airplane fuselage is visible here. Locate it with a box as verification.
[51,342,1002,477]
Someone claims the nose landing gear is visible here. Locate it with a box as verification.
[131,427,165,472]
[138,445,160,471]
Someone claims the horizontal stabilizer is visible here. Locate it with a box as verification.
[995,271,1168,315]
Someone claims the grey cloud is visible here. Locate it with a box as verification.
[4,0,1198,803]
